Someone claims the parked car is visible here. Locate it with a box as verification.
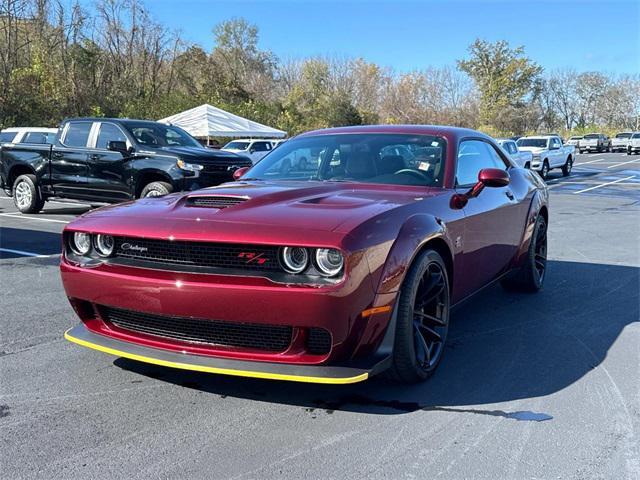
[0,118,252,214]
[516,135,575,179]
[580,133,610,153]
[62,125,549,385]
[566,136,583,149]
[627,133,640,155]
[0,127,58,144]
[221,139,279,164]
[611,132,634,152]
[496,138,534,168]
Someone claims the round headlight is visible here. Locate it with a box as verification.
[280,246,309,274]
[94,234,114,257]
[315,248,344,277]
[71,232,91,255]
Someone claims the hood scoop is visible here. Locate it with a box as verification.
[186,195,249,209]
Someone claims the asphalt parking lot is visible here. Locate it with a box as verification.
[1,152,639,479]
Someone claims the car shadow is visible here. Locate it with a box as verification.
[115,260,639,415]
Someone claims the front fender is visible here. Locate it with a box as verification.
[370,213,451,295]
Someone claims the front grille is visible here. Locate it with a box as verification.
[101,305,293,352]
[113,237,281,272]
[186,196,248,208]
[306,328,332,355]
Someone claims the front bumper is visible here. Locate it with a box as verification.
[65,323,372,384]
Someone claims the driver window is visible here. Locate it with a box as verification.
[96,123,128,150]
[457,140,506,186]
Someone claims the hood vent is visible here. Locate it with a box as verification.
[186,196,249,209]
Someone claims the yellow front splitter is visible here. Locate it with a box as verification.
[64,324,369,385]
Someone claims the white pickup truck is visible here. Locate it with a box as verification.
[516,135,575,179]
[496,138,534,168]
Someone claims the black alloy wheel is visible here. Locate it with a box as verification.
[390,249,450,383]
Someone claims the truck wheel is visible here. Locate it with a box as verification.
[540,160,549,180]
[140,181,173,198]
[389,249,450,384]
[628,147,632,156]
[13,174,45,214]
[561,157,573,177]
[501,215,547,293]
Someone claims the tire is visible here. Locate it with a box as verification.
[501,215,547,293]
[140,181,172,198]
[540,160,550,180]
[628,147,632,155]
[12,174,45,214]
[389,249,450,384]
[561,157,573,177]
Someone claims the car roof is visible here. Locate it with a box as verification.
[1,127,57,133]
[296,124,492,142]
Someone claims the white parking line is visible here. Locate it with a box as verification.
[0,248,59,258]
[0,213,70,224]
[573,158,608,165]
[573,175,635,194]
[607,158,640,169]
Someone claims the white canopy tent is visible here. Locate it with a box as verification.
[158,104,286,139]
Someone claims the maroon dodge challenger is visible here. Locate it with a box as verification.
[62,125,548,384]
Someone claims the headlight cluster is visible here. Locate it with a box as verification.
[68,232,115,257]
[177,159,204,172]
[280,246,344,277]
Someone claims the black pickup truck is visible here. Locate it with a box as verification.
[0,118,252,213]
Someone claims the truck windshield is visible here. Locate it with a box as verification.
[584,134,600,139]
[615,133,632,139]
[242,133,446,187]
[125,123,201,148]
[223,141,250,150]
[517,138,547,148]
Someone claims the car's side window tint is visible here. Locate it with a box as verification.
[96,123,128,150]
[456,140,506,186]
[64,122,92,147]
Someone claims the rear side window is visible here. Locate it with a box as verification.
[456,140,507,186]
[96,123,128,149]
[0,132,16,142]
[64,122,92,147]
[21,131,51,144]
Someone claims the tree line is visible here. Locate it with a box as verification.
[1,0,639,137]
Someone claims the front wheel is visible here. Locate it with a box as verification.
[540,160,550,180]
[502,215,547,293]
[13,174,45,214]
[628,147,632,155]
[562,157,573,177]
[389,249,450,383]
[140,181,173,198]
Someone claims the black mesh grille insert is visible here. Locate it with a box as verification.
[186,196,248,208]
[113,237,281,272]
[306,328,331,355]
[100,305,293,352]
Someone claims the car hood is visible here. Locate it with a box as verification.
[517,146,546,154]
[71,181,449,239]
[142,146,251,165]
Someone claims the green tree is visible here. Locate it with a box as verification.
[457,39,542,132]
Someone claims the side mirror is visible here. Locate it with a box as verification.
[451,168,510,209]
[233,166,250,180]
[108,140,129,155]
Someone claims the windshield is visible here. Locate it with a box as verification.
[243,133,446,187]
[223,141,250,150]
[125,123,201,148]
[584,134,600,139]
[570,136,582,140]
[517,138,548,148]
[615,133,632,139]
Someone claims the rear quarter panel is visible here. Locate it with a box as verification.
[0,144,52,188]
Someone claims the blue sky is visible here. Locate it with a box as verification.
[150,0,639,75]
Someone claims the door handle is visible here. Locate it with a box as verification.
[52,152,63,159]
[89,154,100,161]
[505,191,515,201]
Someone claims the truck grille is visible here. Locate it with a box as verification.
[113,237,281,272]
[100,305,293,352]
